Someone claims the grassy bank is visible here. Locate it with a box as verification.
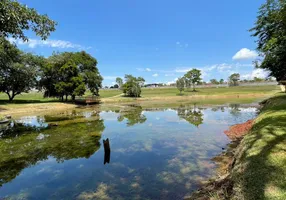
[231,94,286,200]
[0,85,280,116]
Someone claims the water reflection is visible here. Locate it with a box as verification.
[177,104,204,127]
[0,114,105,187]
[117,105,147,126]
[0,104,258,200]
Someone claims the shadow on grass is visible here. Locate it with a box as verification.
[236,95,286,199]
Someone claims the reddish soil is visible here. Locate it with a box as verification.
[224,119,254,141]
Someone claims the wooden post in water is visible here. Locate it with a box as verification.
[103,138,111,165]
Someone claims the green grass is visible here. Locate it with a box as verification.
[0,92,58,104]
[232,93,286,200]
[0,85,280,105]
[141,85,279,97]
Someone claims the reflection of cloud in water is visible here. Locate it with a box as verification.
[77,183,111,200]
[114,142,153,153]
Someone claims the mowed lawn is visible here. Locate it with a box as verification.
[232,94,286,200]
[141,85,279,97]
[0,85,280,103]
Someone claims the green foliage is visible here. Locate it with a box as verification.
[116,77,123,88]
[176,77,185,94]
[39,51,102,100]
[251,0,286,82]
[0,116,104,186]
[0,38,43,101]
[177,104,204,127]
[0,0,56,41]
[117,106,147,126]
[228,73,240,86]
[122,75,145,97]
[210,79,219,85]
[184,68,202,91]
[219,79,224,84]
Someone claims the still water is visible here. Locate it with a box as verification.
[0,104,257,200]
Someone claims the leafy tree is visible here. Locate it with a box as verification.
[251,0,286,86]
[116,77,123,88]
[39,51,102,98]
[113,84,119,89]
[228,73,240,86]
[219,79,224,84]
[122,75,145,97]
[0,0,57,41]
[54,61,86,101]
[184,69,202,91]
[0,39,43,101]
[210,79,219,85]
[176,77,185,94]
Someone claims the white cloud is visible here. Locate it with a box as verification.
[8,37,88,50]
[232,48,258,60]
[241,69,269,80]
[136,68,152,72]
[152,73,159,77]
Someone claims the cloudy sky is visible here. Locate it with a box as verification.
[13,0,268,86]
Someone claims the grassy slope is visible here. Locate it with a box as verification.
[141,85,278,97]
[232,94,286,200]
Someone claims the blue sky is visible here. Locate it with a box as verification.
[12,0,268,86]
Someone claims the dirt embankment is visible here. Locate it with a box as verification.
[188,119,255,200]
[0,103,77,117]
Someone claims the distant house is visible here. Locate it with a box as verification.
[145,83,159,88]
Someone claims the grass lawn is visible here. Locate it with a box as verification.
[141,85,279,97]
[0,85,280,105]
[232,93,286,200]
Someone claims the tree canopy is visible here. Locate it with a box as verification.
[121,75,145,97]
[228,73,240,86]
[251,0,286,82]
[184,69,202,91]
[0,0,57,41]
[39,51,102,100]
[0,38,44,101]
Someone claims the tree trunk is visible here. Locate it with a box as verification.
[65,95,68,102]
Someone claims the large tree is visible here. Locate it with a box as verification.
[0,38,43,101]
[228,73,240,86]
[39,51,102,99]
[0,0,56,41]
[184,69,202,91]
[251,0,286,84]
[121,75,145,97]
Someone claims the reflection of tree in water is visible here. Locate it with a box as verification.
[229,104,241,117]
[117,105,147,126]
[177,104,204,127]
[0,116,105,187]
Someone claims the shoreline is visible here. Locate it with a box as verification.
[0,93,270,117]
[188,119,255,200]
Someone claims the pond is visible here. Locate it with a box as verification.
[0,104,258,200]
